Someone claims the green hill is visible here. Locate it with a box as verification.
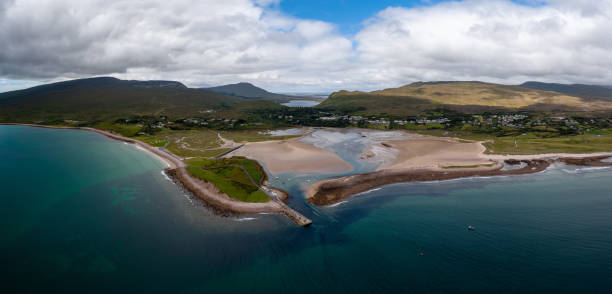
[318,81,612,115]
[0,77,243,123]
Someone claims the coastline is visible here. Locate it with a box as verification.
[6,123,611,218]
[484,152,612,161]
[306,156,612,206]
[2,124,286,215]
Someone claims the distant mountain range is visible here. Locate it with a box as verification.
[205,82,315,102]
[2,77,612,124]
[519,82,612,101]
[0,77,281,123]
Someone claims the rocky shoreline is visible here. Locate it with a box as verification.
[165,168,283,214]
[307,156,612,206]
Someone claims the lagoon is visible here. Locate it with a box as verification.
[281,100,321,107]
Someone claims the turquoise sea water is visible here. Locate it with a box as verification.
[2,125,612,293]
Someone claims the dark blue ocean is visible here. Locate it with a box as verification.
[2,125,612,293]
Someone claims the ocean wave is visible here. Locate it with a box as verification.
[161,170,172,181]
[420,175,511,184]
[182,194,194,204]
[326,200,348,208]
[358,187,382,195]
[234,217,257,222]
[134,145,147,152]
[562,166,611,174]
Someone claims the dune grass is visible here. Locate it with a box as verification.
[185,157,269,203]
[151,130,230,158]
[219,130,299,143]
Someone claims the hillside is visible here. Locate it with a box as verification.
[319,81,612,115]
[206,82,307,103]
[520,82,612,101]
[0,77,242,123]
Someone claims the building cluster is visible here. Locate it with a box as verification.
[317,115,450,126]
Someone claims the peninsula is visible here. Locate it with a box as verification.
[305,135,612,205]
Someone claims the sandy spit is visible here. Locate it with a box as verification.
[376,137,494,170]
[305,130,612,206]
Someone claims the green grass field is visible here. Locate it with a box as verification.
[398,129,612,155]
[185,157,269,203]
[484,132,612,154]
[219,130,299,143]
[152,130,230,158]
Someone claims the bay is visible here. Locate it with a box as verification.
[2,125,612,293]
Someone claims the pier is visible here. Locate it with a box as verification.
[244,167,312,226]
[277,201,312,226]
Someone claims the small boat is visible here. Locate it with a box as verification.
[468,225,475,231]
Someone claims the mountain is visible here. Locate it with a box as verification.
[206,82,305,103]
[519,82,612,101]
[0,77,245,123]
[319,81,612,115]
[0,77,186,100]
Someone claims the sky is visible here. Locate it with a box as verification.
[1,0,612,93]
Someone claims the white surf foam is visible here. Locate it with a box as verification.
[327,200,348,208]
[161,170,172,181]
[358,187,382,195]
[234,217,257,222]
[562,166,611,174]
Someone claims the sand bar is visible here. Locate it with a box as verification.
[377,137,494,170]
[305,130,612,206]
[230,138,353,174]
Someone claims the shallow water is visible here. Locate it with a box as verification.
[2,125,612,293]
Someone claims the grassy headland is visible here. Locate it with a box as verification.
[185,157,269,203]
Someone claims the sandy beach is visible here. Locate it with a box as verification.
[369,133,612,171]
[229,138,353,174]
[375,137,494,170]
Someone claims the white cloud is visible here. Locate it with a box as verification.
[0,0,354,91]
[1,0,612,92]
[353,0,612,88]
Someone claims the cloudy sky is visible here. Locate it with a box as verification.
[1,0,611,93]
